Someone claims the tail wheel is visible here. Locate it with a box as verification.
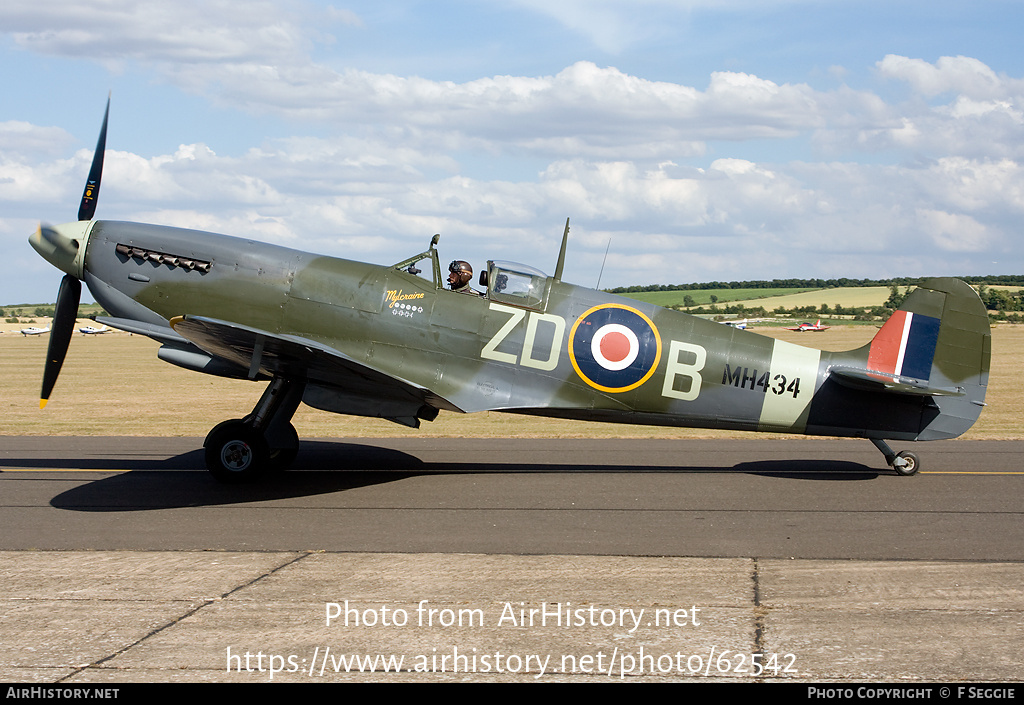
[892,450,920,476]
[204,420,270,483]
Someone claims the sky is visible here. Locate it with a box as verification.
[3,0,1024,304]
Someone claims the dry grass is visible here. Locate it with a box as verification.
[0,324,1020,439]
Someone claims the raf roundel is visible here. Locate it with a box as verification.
[569,304,662,393]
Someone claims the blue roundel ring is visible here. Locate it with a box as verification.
[568,303,662,393]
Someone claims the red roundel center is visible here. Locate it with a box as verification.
[599,331,632,363]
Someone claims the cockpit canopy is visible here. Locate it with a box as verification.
[481,260,548,310]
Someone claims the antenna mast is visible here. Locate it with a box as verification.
[553,218,570,282]
[596,238,611,289]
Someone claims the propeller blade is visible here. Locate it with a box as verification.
[78,95,110,221]
[40,274,82,409]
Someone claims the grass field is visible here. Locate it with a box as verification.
[618,287,820,308]
[1,322,1019,440]
[726,286,895,311]
[622,284,1024,314]
[619,286,898,311]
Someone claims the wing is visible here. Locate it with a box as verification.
[168,315,462,426]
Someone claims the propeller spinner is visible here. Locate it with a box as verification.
[34,95,109,408]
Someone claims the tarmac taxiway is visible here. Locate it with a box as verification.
[1,436,1022,682]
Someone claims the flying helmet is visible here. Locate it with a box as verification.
[448,260,473,288]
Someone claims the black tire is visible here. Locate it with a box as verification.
[204,420,270,483]
[892,450,920,476]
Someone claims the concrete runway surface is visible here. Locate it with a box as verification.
[1,436,1022,683]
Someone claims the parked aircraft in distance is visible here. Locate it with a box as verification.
[79,325,109,335]
[785,319,830,332]
[29,98,991,482]
[20,326,50,336]
[721,318,763,330]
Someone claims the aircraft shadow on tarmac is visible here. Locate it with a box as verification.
[29,440,881,511]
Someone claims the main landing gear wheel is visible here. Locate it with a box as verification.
[203,377,305,482]
[204,419,270,483]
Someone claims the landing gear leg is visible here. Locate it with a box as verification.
[204,377,305,482]
[871,438,920,476]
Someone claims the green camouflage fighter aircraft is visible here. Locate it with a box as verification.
[30,99,990,482]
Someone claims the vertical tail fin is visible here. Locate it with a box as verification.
[823,278,990,440]
[872,279,989,387]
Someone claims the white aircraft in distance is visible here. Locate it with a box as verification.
[720,318,765,330]
[785,319,830,332]
[79,324,109,335]
[20,326,50,336]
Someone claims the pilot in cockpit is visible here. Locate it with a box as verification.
[448,260,483,296]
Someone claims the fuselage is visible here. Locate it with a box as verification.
[33,219,985,442]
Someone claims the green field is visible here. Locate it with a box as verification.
[617,286,901,311]
[617,283,1024,315]
[618,287,820,308]
[1,302,106,320]
[726,286,894,311]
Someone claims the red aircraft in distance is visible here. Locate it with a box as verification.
[785,320,830,332]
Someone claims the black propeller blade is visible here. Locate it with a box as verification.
[41,96,108,408]
[41,274,81,409]
[78,94,109,222]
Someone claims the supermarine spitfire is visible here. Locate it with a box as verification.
[30,100,991,481]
